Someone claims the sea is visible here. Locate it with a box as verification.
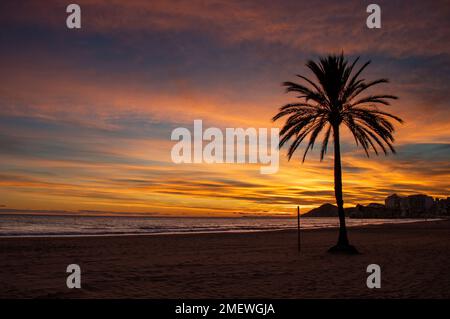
[0,214,432,237]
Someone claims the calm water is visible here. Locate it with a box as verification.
[0,215,429,237]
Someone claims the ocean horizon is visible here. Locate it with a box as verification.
[0,214,434,238]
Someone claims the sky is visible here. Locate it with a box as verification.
[0,0,449,216]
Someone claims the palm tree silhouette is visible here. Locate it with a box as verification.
[273,53,403,253]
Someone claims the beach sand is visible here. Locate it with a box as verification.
[1,219,449,299]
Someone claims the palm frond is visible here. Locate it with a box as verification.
[273,53,403,161]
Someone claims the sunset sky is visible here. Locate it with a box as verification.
[0,0,449,216]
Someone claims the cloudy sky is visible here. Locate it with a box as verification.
[0,0,449,216]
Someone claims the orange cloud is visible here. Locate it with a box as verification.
[0,0,449,216]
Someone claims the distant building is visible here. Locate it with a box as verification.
[435,197,450,215]
[385,194,402,210]
[402,194,434,216]
[385,193,437,217]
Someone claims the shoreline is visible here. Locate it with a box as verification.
[0,217,443,239]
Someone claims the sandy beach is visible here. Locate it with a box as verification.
[1,219,449,299]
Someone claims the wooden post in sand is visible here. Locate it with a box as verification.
[297,206,301,252]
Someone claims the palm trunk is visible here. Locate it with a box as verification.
[332,124,349,247]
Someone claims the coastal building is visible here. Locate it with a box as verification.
[435,197,450,215]
[385,194,436,217]
[385,194,400,210]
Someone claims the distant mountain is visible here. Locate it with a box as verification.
[303,203,340,217]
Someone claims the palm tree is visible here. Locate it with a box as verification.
[273,53,403,253]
